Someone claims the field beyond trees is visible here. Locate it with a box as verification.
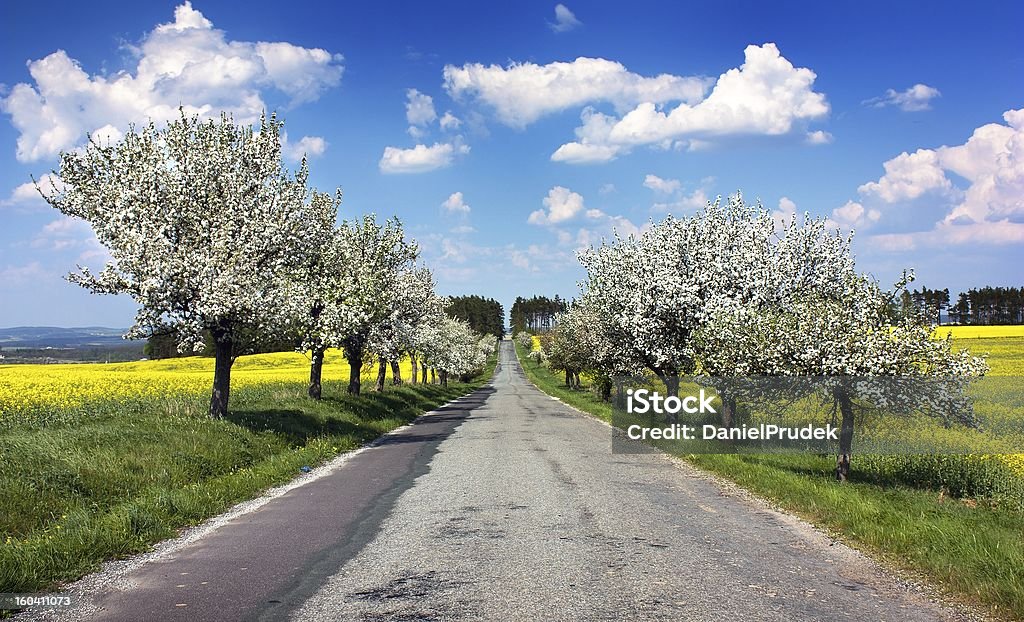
[0,350,413,427]
[514,329,1024,618]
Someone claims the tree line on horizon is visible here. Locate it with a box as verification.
[903,286,1024,326]
[510,295,567,334]
[445,296,505,340]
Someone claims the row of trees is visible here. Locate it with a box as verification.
[536,194,987,480]
[510,295,567,334]
[948,287,1024,325]
[43,111,493,418]
[894,286,1024,325]
[446,295,505,339]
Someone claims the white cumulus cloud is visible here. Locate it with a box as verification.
[1,173,64,211]
[0,2,344,163]
[282,134,327,162]
[528,186,585,225]
[771,196,798,232]
[805,130,833,145]
[550,142,622,164]
[572,211,645,249]
[439,111,462,130]
[643,176,714,214]
[652,188,709,214]
[850,107,1024,249]
[936,108,1024,225]
[864,84,941,112]
[828,200,880,231]
[548,4,582,32]
[552,44,830,162]
[406,88,437,126]
[379,141,470,174]
[857,149,953,203]
[442,191,471,214]
[444,57,710,128]
[643,174,681,194]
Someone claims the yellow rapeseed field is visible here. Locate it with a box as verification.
[938,325,1024,340]
[0,351,414,416]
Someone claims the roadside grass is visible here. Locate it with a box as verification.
[0,357,495,595]
[513,340,1024,619]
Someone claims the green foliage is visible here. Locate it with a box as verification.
[949,286,1024,325]
[445,295,505,339]
[510,295,566,334]
[858,454,1023,510]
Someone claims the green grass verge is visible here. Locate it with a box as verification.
[513,342,1024,619]
[0,357,495,595]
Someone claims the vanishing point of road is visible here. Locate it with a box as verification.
[35,341,960,621]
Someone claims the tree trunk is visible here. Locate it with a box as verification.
[410,355,418,386]
[431,369,436,384]
[565,368,571,386]
[308,346,326,400]
[834,386,856,482]
[391,359,402,385]
[345,342,363,396]
[662,374,680,398]
[440,370,448,387]
[209,327,234,419]
[720,394,736,428]
[657,370,680,422]
[375,356,387,392]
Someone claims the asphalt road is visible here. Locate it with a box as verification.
[41,341,958,621]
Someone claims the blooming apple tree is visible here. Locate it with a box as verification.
[44,112,309,418]
[576,192,987,479]
[577,193,775,396]
[333,215,418,395]
[514,331,534,350]
[279,188,356,400]
[418,317,489,386]
[367,266,446,391]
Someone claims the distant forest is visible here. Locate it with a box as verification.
[0,344,145,364]
[902,286,1024,325]
[510,295,568,334]
[445,295,505,339]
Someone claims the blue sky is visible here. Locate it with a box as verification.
[1,0,1022,327]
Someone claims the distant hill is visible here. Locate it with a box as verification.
[0,326,130,348]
